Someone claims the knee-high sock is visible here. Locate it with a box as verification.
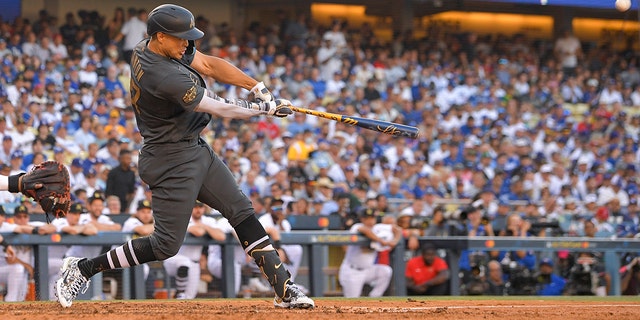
[234,216,291,298]
[78,237,157,279]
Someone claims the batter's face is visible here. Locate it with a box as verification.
[155,32,189,60]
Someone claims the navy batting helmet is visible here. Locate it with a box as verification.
[147,4,204,40]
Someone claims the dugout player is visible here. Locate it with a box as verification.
[54,4,314,309]
[338,208,402,298]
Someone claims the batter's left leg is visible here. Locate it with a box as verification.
[197,151,313,309]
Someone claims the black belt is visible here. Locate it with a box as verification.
[350,265,365,271]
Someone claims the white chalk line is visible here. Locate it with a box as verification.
[339,304,640,313]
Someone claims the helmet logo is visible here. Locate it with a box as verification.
[190,18,194,29]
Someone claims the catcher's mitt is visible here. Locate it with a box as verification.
[13,161,71,221]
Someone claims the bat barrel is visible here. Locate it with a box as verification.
[290,106,420,139]
[343,115,420,139]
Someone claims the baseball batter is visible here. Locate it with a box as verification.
[55,4,313,309]
[338,208,402,298]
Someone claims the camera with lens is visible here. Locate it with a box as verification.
[502,261,538,295]
[409,216,430,229]
[464,264,487,295]
[565,253,598,295]
[462,254,490,295]
[528,220,562,236]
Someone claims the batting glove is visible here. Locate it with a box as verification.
[260,99,293,118]
[250,81,273,103]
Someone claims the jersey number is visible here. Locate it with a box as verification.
[131,78,141,114]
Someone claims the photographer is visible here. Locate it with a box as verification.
[485,260,507,295]
[458,206,495,294]
[492,213,538,295]
[536,258,566,296]
[424,206,459,237]
[564,220,611,296]
[493,213,537,269]
[620,253,640,295]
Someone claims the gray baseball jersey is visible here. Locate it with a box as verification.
[131,39,208,144]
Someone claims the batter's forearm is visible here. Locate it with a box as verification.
[195,91,266,119]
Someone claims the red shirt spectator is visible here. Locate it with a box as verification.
[405,244,450,295]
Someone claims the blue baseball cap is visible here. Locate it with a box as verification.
[11,150,23,159]
[84,168,97,177]
[540,258,554,267]
[71,157,83,167]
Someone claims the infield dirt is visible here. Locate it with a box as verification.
[2,298,639,320]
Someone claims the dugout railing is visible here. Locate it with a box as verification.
[1,232,640,300]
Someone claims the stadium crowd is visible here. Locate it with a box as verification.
[1,6,640,300]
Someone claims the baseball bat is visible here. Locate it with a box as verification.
[290,106,420,139]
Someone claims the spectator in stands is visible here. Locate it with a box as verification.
[314,177,338,215]
[338,208,401,298]
[69,157,88,192]
[8,150,24,175]
[114,8,147,63]
[105,7,126,45]
[163,201,225,299]
[54,123,81,155]
[0,135,13,165]
[105,149,136,210]
[73,116,97,152]
[592,206,615,236]
[103,195,122,215]
[405,243,450,295]
[10,117,35,154]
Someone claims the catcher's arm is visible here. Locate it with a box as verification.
[5,161,71,221]
[0,175,9,191]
